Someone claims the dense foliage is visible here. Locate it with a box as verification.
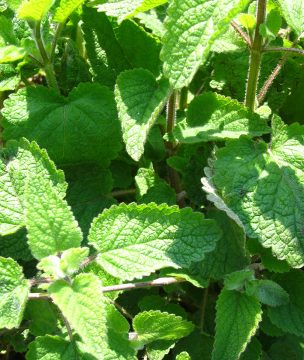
[0,0,304,359]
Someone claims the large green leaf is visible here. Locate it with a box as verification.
[53,0,85,23]
[115,69,170,161]
[17,0,53,21]
[81,7,129,87]
[25,175,82,260]
[0,257,30,329]
[0,139,65,236]
[88,202,221,280]
[161,0,250,89]
[48,273,107,358]
[268,270,304,337]
[212,289,262,360]
[173,92,270,143]
[1,83,122,165]
[0,45,25,63]
[277,0,304,36]
[204,117,304,267]
[133,310,194,345]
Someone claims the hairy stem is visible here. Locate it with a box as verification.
[264,46,304,56]
[231,20,252,47]
[179,87,188,111]
[166,92,185,207]
[28,277,186,299]
[34,21,59,93]
[110,189,136,197]
[50,22,64,62]
[245,0,267,111]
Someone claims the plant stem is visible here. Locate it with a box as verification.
[179,87,188,111]
[245,0,267,111]
[231,20,252,47]
[166,92,185,207]
[34,21,59,93]
[263,46,304,56]
[28,277,186,299]
[199,287,209,332]
[110,189,136,197]
[50,22,64,62]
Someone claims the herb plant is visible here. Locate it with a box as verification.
[0,0,304,359]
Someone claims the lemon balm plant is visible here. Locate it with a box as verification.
[0,0,304,358]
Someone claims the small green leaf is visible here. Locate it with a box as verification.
[25,301,58,336]
[88,202,221,280]
[259,10,282,41]
[224,269,254,291]
[53,0,85,23]
[0,45,25,63]
[2,83,122,165]
[0,229,32,261]
[0,64,20,91]
[268,270,304,337]
[212,289,262,360]
[25,176,83,260]
[245,280,289,307]
[135,168,176,205]
[277,0,304,36]
[133,310,194,345]
[174,92,270,143]
[176,352,191,360]
[37,248,89,278]
[115,69,170,161]
[0,257,30,329]
[48,273,108,358]
[238,13,256,30]
[161,0,251,89]
[17,0,53,21]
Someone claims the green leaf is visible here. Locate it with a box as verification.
[268,270,304,337]
[95,0,142,23]
[212,290,262,360]
[245,280,289,307]
[133,310,194,345]
[117,20,162,76]
[176,352,191,360]
[65,164,116,239]
[277,0,304,36]
[53,0,85,23]
[37,247,89,278]
[17,0,53,21]
[88,202,221,280]
[259,9,282,41]
[161,0,250,89]
[25,176,83,260]
[238,13,256,30]
[0,45,25,63]
[26,335,80,359]
[0,15,18,45]
[240,338,262,360]
[115,69,170,161]
[205,117,304,267]
[48,273,107,358]
[0,257,30,329]
[135,168,176,205]
[2,83,122,165]
[224,269,254,291]
[190,209,249,281]
[25,301,58,336]
[0,64,20,91]
[130,0,167,17]
[81,7,129,87]
[0,139,66,236]
[0,229,32,261]
[173,92,270,143]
